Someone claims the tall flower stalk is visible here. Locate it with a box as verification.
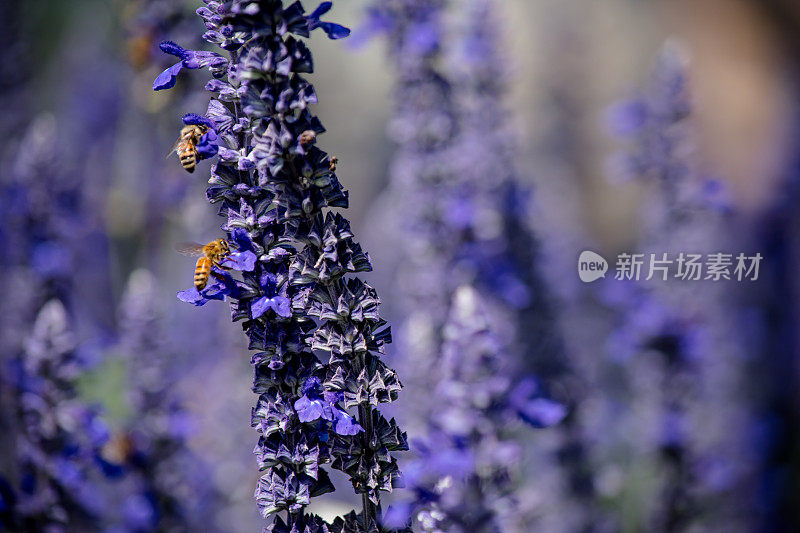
[368,0,566,529]
[362,0,456,433]
[0,116,118,530]
[385,286,565,532]
[154,1,407,529]
[606,43,754,531]
[449,2,603,530]
[2,300,111,531]
[98,269,221,531]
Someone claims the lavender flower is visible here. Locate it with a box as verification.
[0,116,119,530]
[97,269,221,532]
[606,42,755,531]
[1,300,111,531]
[366,0,569,529]
[153,41,228,91]
[363,0,456,434]
[0,10,131,531]
[385,287,566,531]
[448,1,607,529]
[154,1,406,529]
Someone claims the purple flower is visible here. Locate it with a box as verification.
[294,378,363,436]
[220,250,257,271]
[177,269,239,306]
[152,41,226,91]
[196,130,219,159]
[182,112,215,129]
[306,2,351,40]
[370,0,571,529]
[510,379,567,428]
[250,271,291,319]
[4,301,112,527]
[604,42,756,530]
[158,2,405,528]
[294,378,328,422]
[181,113,221,160]
[229,227,256,253]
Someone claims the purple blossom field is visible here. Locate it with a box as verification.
[1,0,800,531]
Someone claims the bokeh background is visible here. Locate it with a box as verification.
[2,0,800,531]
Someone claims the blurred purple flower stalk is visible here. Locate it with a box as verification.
[0,116,118,530]
[607,42,754,531]
[364,0,457,431]
[154,1,407,530]
[385,287,566,531]
[449,2,605,530]
[369,0,567,529]
[0,301,111,531]
[99,270,221,531]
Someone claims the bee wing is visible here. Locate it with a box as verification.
[165,137,182,159]
[174,242,206,256]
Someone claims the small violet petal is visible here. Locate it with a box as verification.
[153,62,184,91]
[196,131,219,159]
[273,297,291,318]
[318,22,350,40]
[309,1,333,19]
[294,396,325,423]
[182,113,216,129]
[221,250,257,271]
[177,288,211,306]
[517,398,567,429]
[159,40,188,58]
[331,410,363,435]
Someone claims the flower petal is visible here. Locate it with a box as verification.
[309,2,333,19]
[272,296,292,318]
[294,396,325,423]
[317,21,350,40]
[221,250,257,271]
[251,296,270,319]
[196,131,219,159]
[517,398,567,428]
[153,62,184,91]
[331,409,363,435]
[230,228,255,253]
[203,274,235,299]
[177,288,212,306]
[158,40,188,58]
[182,113,216,129]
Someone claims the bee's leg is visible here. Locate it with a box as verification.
[209,270,227,281]
[209,260,233,280]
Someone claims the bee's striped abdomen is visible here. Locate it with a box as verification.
[179,140,197,173]
[195,256,212,290]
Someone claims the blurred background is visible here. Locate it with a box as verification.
[2,0,800,531]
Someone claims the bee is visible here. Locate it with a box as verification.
[175,239,231,290]
[329,156,339,172]
[167,124,208,173]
